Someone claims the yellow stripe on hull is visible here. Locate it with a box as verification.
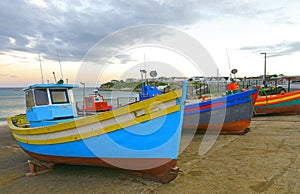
[255,93,300,106]
[9,89,183,145]
[8,89,182,135]
[13,105,180,145]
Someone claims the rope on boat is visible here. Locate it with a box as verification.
[262,91,269,104]
[250,94,257,116]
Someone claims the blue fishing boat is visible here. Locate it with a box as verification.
[8,81,187,183]
[183,89,258,134]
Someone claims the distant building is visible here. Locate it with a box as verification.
[158,77,169,82]
[278,76,300,85]
[173,77,188,82]
[189,76,205,82]
[205,77,229,82]
[111,80,119,84]
[125,78,137,83]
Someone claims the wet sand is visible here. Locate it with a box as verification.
[0,115,299,193]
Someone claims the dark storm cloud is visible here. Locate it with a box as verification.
[0,0,117,61]
[239,41,300,57]
[0,0,295,62]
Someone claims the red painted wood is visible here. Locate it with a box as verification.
[184,120,251,135]
[23,150,179,183]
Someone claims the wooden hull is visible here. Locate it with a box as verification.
[255,90,300,115]
[8,87,186,183]
[189,120,251,135]
[183,89,257,135]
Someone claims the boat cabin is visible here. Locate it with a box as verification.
[24,84,78,127]
[226,82,240,95]
[139,85,162,101]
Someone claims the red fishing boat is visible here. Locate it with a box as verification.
[78,90,113,113]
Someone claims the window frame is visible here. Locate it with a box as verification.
[34,89,50,106]
[49,89,70,104]
[25,89,35,108]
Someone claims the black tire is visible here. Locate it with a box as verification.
[276,88,286,94]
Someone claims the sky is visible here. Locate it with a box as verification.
[0,0,300,87]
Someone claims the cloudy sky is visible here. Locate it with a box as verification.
[0,0,300,87]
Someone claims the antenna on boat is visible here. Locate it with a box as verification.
[143,53,148,86]
[80,82,86,116]
[231,69,238,80]
[150,70,157,79]
[140,69,147,86]
[57,49,64,80]
[39,53,45,84]
[53,72,57,83]
[150,70,157,86]
[226,49,232,79]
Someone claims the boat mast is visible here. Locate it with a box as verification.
[226,49,232,79]
[144,53,148,86]
[53,72,57,83]
[57,49,64,80]
[39,53,45,84]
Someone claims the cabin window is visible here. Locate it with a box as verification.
[87,97,92,107]
[50,89,69,104]
[25,90,34,108]
[34,89,49,106]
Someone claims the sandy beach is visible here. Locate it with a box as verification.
[0,115,299,193]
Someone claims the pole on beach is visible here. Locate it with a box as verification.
[80,82,86,116]
[260,52,267,87]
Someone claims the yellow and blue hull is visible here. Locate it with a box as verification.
[8,87,186,183]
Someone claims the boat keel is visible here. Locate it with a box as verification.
[25,159,55,178]
[122,166,180,183]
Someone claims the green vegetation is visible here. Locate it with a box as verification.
[99,80,172,91]
[100,82,115,89]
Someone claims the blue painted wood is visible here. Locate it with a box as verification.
[23,84,78,90]
[185,89,257,115]
[17,111,182,159]
[17,81,187,160]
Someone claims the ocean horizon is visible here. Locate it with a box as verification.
[0,87,24,122]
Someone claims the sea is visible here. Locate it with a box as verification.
[0,87,139,126]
